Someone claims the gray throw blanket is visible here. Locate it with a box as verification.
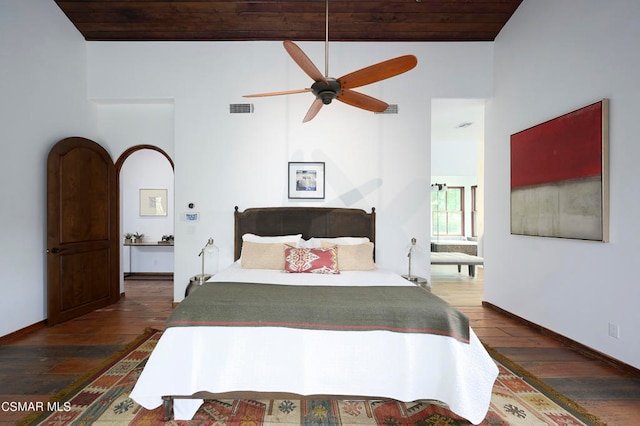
[167,282,470,343]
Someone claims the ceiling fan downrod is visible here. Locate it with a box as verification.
[324,0,329,78]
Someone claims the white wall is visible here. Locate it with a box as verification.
[485,0,640,369]
[96,102,175,161]
[431,98,484,241]
[86,41,494,301]
[0,1,96,337]
[97,103,175,289]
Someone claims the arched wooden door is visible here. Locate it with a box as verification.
[47,137,119,325]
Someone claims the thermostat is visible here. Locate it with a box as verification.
[184,212,200,222]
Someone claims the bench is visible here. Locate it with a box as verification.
[431,252,484,277]
[431,239,478,256]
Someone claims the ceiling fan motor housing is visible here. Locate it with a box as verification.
[311,79,341,104]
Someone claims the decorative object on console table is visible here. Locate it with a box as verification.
[288,162,325,199]
[159,234,174,245]
[125,232,144,244]
[402,237,429,288]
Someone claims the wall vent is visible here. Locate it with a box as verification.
[375,104,398,114]
[229,103,254,114]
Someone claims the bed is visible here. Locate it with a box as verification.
[130,206,498,424]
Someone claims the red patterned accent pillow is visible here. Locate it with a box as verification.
[284,245,340,274]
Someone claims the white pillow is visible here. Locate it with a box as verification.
[305,236,370,248]
[240,233,303,262]
[242,233,302,245]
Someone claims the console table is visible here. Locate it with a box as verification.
[124,242,174,275]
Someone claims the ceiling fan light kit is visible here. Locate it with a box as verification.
[243,1,417,123]
[312,79,341,105]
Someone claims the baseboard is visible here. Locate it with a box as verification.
[482,301,640,378]
[0,320,46,344]
[125,272,174,281]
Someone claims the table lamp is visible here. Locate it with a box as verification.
[402,237,429,287]
[193,237,218,284]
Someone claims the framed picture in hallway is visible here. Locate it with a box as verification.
[510,99,609,241]
[288,162,325,199]
[140,188,168,216]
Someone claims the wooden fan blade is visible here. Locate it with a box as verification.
[284,40,328,84]
[244,88,311,98]
[303,98,324,123]
[337,89,389,113]
[339,55,417,90]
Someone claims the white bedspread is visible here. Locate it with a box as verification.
[130,264,498,424]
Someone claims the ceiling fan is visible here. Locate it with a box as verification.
[243,1,418,123]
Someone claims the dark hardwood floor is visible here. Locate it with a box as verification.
[0,270,638,425]
[430,266,640,426]
[0,279,173,425]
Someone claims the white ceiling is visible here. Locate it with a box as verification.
[431,98,485,144]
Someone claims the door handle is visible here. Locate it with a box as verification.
[48,247,64,254]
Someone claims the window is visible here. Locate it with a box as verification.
[471,185,478,237]
[432,186,464,236]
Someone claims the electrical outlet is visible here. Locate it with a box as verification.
[608,323,620,339]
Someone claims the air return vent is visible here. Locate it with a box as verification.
[375,104,398,114]
[229,103,254,114]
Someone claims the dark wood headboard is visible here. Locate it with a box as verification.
[234,206,376,261]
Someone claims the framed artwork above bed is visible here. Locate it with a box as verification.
[288,162,325,199]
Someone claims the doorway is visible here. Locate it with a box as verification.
[430,98,485,247]
[116,145,174,294]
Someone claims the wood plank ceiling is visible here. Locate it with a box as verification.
[54,0,523,42]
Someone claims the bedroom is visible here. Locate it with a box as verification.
[0,0,638,408]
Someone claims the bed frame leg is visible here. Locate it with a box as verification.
[162,396,173,421]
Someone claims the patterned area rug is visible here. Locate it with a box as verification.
[20,329,605,425]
